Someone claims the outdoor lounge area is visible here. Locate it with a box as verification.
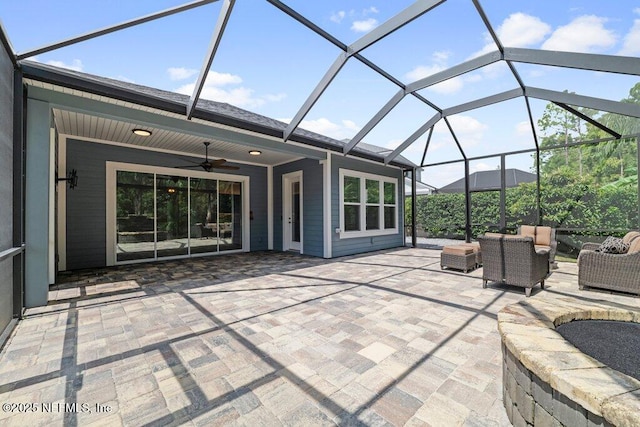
[0,248,638,426]
[2,1,640,426]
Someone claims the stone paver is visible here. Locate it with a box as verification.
[0,248,631,426]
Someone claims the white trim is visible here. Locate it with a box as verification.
[242,177,251,252]
[105,164,116,266]
[57,135,67,271]
[282,170,303,253]
[322,155,332,258]
[267,165,274,250]
[105,161,250,266]
[338,168,399,239]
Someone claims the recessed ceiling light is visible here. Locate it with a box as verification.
[248,150,262,156]
[132,129,152,137]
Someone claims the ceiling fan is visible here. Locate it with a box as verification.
[174,142,239,172]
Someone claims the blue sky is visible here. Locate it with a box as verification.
[1,0,639,186]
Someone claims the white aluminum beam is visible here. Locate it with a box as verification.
[443,88,523,117]
[16,0,219,60]
[283,52,349,141]
[385,113,441,164]
[526,87,640,118]
[348,0,446,56]
[187,0,235,119]
[504,48,640,76]
[343,89,406,154]
[405,51,502,93]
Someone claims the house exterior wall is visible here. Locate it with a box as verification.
[331,154,405,258]
[273,158,324,257]
[0,42,14,333]
[65,138,268,270]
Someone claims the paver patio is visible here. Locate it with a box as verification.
[0,248,637,426]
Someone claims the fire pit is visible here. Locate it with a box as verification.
[498,299,640,426]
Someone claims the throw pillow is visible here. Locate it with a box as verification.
[597,236,630,254]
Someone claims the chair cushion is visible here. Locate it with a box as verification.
[442,245,474,255]
[622,231,640,244]
[628,237,640,254]
[597,236,630,254]
[484,232,503,238]
[458,242,480,252]
[536,226,552,246]
[520,225,536,240]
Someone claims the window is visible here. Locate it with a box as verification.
[339,169,399,238]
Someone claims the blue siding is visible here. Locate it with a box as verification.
[66,139,268,270]
[331,154,405,258]
[273,159,324,257]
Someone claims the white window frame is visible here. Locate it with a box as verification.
[338,169,399,239]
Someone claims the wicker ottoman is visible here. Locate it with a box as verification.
[441,245,477,273]
[457,242,482,266]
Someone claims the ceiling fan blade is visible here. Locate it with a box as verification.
[213,165,240,170]
[210,158,228,166]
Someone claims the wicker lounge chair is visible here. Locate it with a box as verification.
[578,233,640,295]
[517,225,558,269]
[478,235,550,297]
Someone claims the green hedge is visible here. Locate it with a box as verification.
[406,171,639,256]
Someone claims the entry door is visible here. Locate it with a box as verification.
[283,171,303,252]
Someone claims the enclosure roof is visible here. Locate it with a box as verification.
[437,168,536,193]
[1,0,640,181]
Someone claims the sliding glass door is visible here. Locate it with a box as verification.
[116,171,155,262]
[156,175,189,258]
[115,168,244,263]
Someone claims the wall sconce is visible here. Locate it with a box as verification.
[56,169,78,189]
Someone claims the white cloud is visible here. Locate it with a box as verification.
[364,6,379,15]
[284,117,360,140]
[45,59,84,71]
[175,71,283,109]
[473,13,551,58]
[619,19,640,56]
[351,18,378,33]
[167,67,198,81]
[330,10,346,23]
[404,51,465,94]
[433,115,488,149]
[498,13,551,48]
[470,162,495,173]
[206,71,243,86]
[541,15,617,53]
[516,121,532,136]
